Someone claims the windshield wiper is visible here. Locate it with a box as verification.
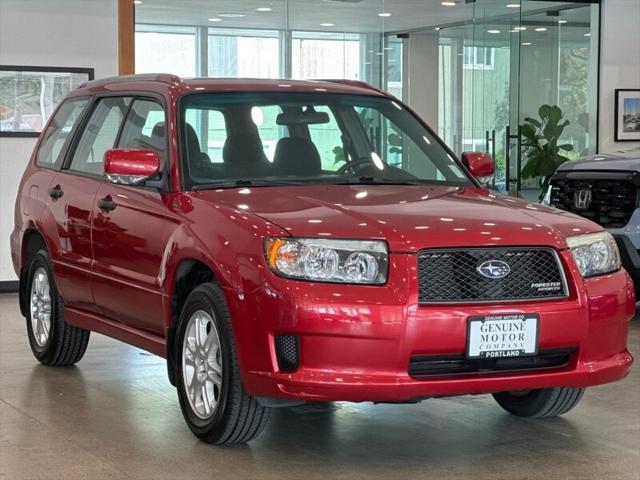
[336,176,424,186]
[194,179,306,190]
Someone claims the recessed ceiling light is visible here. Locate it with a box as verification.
[208,17,222,22]
[487,29,501,34]
[320,22,335,27]
[378,12,392,17]
[256,7,272,12]
[506,3,520,7]
[558,19,568,24]
[441,1,457,6]
[535,27,547,32]
[510,29,519,32]
[584,32,591,37]
[435,27,441,31]
[217,13,246,18]
[514,26,526,31]
[133,0,142,4]
[522,42,532,45]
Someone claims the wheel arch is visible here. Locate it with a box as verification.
[18,228,48,316]
[165,257,219,386]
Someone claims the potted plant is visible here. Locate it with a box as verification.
[521,105,574,201]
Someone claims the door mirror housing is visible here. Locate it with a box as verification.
[104,149,160,186]
[462,152,496,187]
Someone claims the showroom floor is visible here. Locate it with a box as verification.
[0,293,638,480]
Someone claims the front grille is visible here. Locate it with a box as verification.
[408,348,576,378]
[550,173,639,229]
[274,335,299,372]
[417,247,567,303]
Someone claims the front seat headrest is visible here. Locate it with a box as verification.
[222,133,268,166]
[273,137,322,177]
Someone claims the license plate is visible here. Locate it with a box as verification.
[467,313,539,359]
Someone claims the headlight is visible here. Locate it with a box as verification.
[264,238,388,284]
[566,232,621,277]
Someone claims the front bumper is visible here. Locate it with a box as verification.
[227,251,635,402]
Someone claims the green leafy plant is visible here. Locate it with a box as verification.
[521,104,573,201]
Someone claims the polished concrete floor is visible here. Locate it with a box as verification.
[0,293,638,480]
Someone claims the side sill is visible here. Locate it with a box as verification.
[65,307,166,357]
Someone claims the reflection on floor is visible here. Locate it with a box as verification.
[0,293,638,480]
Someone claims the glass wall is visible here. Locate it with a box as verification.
[133,1,599,200]
[437,1,599,197]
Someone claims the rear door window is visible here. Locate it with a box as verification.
[36,98,89,168]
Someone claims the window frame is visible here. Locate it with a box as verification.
[61,91,170,191]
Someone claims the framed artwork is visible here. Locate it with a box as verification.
[615,89,640,142]
[0,65,94,137]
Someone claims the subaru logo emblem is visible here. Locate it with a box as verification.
[476,260,511,279]
[573,188,592,210]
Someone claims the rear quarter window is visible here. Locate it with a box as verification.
[36,97,89,168]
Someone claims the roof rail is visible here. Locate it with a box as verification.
[317,79,386,95]
[80,73,184,89]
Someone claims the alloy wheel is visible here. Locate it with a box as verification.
[182,310,223,420]
[30,267,52,348]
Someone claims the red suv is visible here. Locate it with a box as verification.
[11,75,634,444]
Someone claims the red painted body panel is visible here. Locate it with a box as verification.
[10,77,634,404]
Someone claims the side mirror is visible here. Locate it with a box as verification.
[462,152,495,187]
[104,149,160,186]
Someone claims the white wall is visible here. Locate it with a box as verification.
[598,0,640,154]
[0,0,118,281]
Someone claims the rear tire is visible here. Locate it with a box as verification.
[175,283,271,444]
[493,387,585,418]
[25,249,90,366]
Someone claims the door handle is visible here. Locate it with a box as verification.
[48,185,64,199]
[97,196,116,212]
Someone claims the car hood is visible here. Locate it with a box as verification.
[557,153,640,172]
[195,185,602,252]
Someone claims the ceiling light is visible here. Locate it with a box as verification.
[522,42,532,45]
[514,26,526,31]
[584,32,591,37]
[208,17,222,22]
[320,22,335,27]
[218,13,246,18]
[506,3,520,7]
[535,27,547,32]
[487,29,501,34]
[133,0,143,4]
[441,1,457,6]
[558,19,568,24]
[510,29,519,32]
[256,7,272,12]
[435,27,441,31]
[378,12,392,17]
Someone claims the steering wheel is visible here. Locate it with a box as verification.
[336,158,375,175]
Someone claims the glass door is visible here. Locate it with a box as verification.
[446,0,600,198]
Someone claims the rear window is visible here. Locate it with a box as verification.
[36,98,89,167]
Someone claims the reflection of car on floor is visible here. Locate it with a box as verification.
[546,152,640,298]
[10,75,634,445]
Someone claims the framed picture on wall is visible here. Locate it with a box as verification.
[0,65,94,137]
[615,89,640,142]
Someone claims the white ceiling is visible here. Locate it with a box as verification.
[134,0,587,34]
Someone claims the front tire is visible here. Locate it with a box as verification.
[493,387,585,418]
[175,283,271,444]
[25,249,90,366]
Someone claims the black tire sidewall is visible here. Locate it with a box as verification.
[175,285,234,439]
[25,250,61,363]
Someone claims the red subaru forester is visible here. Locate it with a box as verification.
[11,75,634,444]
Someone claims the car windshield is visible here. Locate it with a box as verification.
[180,92,473,189]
